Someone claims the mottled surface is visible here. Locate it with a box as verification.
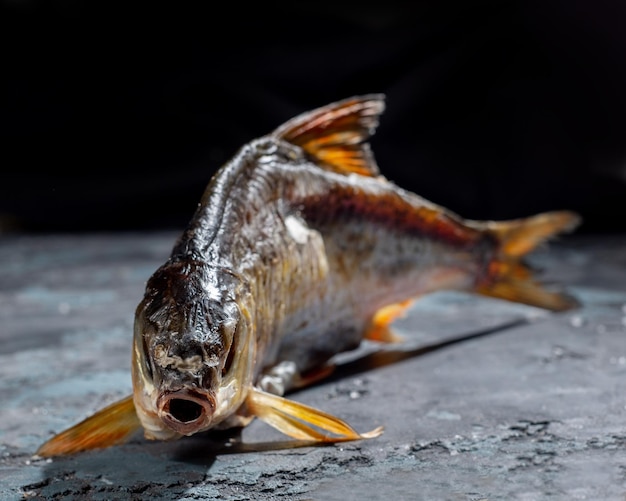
[1,232,626,500]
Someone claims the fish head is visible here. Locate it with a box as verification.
[131,260,255,439]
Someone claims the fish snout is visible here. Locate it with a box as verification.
[157,389,216,435]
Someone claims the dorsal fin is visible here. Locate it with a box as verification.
[272,94,385,177]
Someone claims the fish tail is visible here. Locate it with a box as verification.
[475,210,581,311]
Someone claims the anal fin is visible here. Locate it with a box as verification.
[246,387,383,443]
[364,300,414,343]
[36,395,141,458]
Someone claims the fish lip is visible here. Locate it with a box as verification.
[157,389,216,436]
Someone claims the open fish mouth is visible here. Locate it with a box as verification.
[157,389,216,435]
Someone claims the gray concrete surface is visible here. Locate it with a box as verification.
[1,232,626,500]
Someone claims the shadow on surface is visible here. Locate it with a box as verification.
[31,316,535,498]
[171,432,336,464]
[324,316,533,383]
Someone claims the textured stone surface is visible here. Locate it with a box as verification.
[1,232,626,500]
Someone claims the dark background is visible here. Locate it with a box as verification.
[3,1,626,234]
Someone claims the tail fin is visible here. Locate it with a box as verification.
[475,210,581,311]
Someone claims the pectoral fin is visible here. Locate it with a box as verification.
[246,387,383,443]
[36,395,141,458]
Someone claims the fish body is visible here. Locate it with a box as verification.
[37,95,580,457]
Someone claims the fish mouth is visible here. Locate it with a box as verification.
[157,389,216,436]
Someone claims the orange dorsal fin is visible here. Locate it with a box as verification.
[475,210,582,311]
[272,94,385,176]
[35,395,141,457]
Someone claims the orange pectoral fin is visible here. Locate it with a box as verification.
[364,299,415,343]
[246,387,383,443]
[36,395,141,458]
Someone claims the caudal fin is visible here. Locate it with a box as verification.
[475,210,581,311]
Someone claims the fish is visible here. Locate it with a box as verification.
[36,94,581,457]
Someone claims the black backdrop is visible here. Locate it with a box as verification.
[3,1,626,233]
